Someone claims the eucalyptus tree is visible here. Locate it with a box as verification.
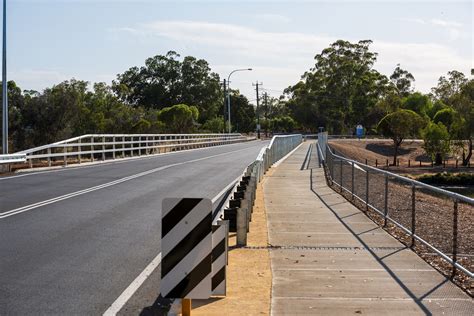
[390,64,415,97]
[286,40,392,133]
[113,51,222,123]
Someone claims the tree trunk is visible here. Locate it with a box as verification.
[435,153,443,165]
[462,138,472,166]
[393,140,399,166]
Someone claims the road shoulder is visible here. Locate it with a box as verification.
[192,173,272,315]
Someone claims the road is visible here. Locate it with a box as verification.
[0,140,268,315]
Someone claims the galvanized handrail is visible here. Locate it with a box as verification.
[316,132,473,278]
[214,134,303,225]
[1,133,249,167]
[0,153,26,163]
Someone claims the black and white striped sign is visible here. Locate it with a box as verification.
[160,198,212,299]
[212,221,228,295]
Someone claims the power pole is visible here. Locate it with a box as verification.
[264,92,268,138]
[222,79,227,133]
[252,82,262,139]
[2,0,7,154]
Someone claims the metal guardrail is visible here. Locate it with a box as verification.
[0,153,26,163]
[317,132,474,278]
[213,134,303,245]
[1,133,249,167]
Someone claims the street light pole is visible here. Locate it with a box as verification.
[226,68,252,134]
[2,0,7,154]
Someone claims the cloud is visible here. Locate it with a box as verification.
[118,20,333,63]
[10,69,70,91]
[400,18,427,25]
[253,13,291,24]
[111,19,471,97]
[401,17,467,41]
[430,18,463,28]
[10,69,116,92]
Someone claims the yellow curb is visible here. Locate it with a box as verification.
[192,177,272,315]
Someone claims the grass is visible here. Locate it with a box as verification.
[416,172,474,185]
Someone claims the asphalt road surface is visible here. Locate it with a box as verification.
[0,140,268,315]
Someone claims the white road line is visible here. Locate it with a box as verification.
[102,252,162,316]
[0,147,259,219]
[0,141,262,181]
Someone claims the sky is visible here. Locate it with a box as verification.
[5,0,473,101]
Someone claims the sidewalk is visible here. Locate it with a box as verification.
[264,142,473,315]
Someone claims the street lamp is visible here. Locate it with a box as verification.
[226,68,252,134]
[2,0,7,154]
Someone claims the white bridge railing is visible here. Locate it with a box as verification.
[1,133,250,168]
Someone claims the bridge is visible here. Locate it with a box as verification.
[0,133,472,315]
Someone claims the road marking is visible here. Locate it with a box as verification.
[0,146,259,219]
[103,252,162,316]
[0,141,263,181]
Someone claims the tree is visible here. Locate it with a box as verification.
[377,109,425,165]
[431,70,468,104]
[113,51,222,123]
[422,122,451,165]
[390,64,415,97]
[271,115,296,133]
[401,92,432,117]
[427,100,448,119]
[285,40,392,134]
[19,79,87,147]
[375,92,402,114]
[450,79,474,165]
[0,81,26,151]
[201,117,224,133]
[229,91,255,133]
[433,107,457,132]
[158,104,199,133]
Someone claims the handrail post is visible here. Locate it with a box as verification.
[78,138,82,164]
[47,148,51,167]
[365,168,369,212]
[63,145,67,167]
[112,136,116,159]
[91,137,94,162]
[147,136,151,154]
[339,158,343,192]
[121,136,125,158]
[138,136,142,156]
[411,183,416,248]
[452,199,458,278]
[330,154,334,183]
[351,161,354,199]
[102,136,105,161]
[384,174,388,227]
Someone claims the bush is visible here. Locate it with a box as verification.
[422,122,451,165]
[417,172,474,186]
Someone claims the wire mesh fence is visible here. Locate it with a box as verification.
[317,134,474,284]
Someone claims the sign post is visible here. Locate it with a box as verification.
[356,124,364,140]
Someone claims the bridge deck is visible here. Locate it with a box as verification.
[264,142,473,315]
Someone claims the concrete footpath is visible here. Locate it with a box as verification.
[264,142,473,315]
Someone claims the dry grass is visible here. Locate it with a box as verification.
[330,140,473,175]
